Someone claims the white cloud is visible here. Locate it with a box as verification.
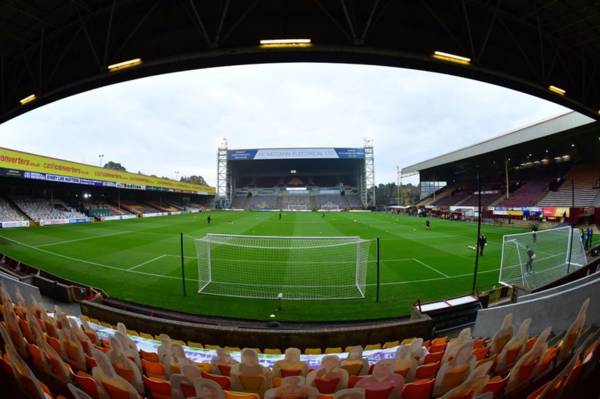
[0,63,569,186]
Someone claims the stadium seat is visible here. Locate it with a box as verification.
[382,341,400,349]
[431,337,448,346]
[365,344,382,351]
[415,361,440,380]
[202,371,232,390]
[205,344,221,350]
[126,330,139,337]
[481,375,508,397]
[314,377,341,394]
[72,371,100,399]
[143,375,171,399]
[142,358,166,379]
[472,347,488,361]
[325,347,342,354]
[218,364,232,376]
[342,363,364,376]
[237,374,266,393]
[423,351,443,364]
[305,348,322,355]
[524,337,537,353]
[348,375,365,388]
[187,341,203,348]
[401,378,435,399]
[139,333,153,340]
[224,392,260,399]
[264,348,282,355]
[225,346,241,352]
[140,350,160,363]
[428,344,447,353]
[364,386,394,399]
[102,382,138,399]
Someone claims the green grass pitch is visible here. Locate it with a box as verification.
[0,211,529,321]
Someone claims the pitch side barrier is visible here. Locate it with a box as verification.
[474,269,600,337]
[0,270,42,305]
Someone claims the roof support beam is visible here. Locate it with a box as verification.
[103,0,117,66]
[221,0,259,45]
[476,0,501,63]
[112,0,161,62]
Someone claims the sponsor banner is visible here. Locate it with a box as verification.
[170,211,183,216]
[0,147,214,195]
[143,212,168,218]
[1,221,30,228]
[39,219,70,226]
[228,148,365,160]
[102,215,123,221]
[69,217,91,224]
[121,215,137,220]
[543,207,570,218]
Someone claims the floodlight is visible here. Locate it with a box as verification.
[259,39,311,48]
[548,85,566,95]
[108,58,142,72]
[19,94,37,105]
[432,51,471,65]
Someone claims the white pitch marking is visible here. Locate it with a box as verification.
[127,254,168,271]
[37,230,132,247]
[412,258,449,278]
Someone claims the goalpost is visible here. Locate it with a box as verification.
[499,225,587,290]
[194,234,371,300]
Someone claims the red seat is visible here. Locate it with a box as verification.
[280,368,303,377]
[348,375,365,388]
[218,364,232,376]
[424,351,443,364]
[415,361,440,380]
[429,344,447,353]
[142,358,166,379]
[314,377,340,394]
[140,349,160,363]
[73,370,100,399]
[143,375,172,399]
[481,375,508,397]
[201,371,231,390]
[103,382,136,399]
[365,386,394,399]
[402,378,435,399]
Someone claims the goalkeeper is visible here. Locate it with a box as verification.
[526,246,535,274]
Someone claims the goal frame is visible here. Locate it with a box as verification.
[194,233,370,300]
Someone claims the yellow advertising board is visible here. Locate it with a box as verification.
[0,147,215,195]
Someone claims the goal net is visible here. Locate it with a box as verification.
[194,234,371,300]
[499,226,587,290]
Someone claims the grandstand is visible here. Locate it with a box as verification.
[405,112,600,225]
[219,145,374,210]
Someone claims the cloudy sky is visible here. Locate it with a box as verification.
[0,63,569,186]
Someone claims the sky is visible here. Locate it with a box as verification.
[0,63,570,186]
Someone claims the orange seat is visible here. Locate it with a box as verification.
[144,375,172,399]
[113,363,135,384]
[429,344,447,353]
[280,368,303,377]
[431,337,448,346]
[142,358,166,379]
[73,371,100,399]
[472,347,488,361]
[503,346,521,366]
[482,375,508,397]
[0,354,15,379]
[365,386,394,399]
[423,351,443,364]
[524,337,537,353]
[18,318,33,343]
[224,392,260,399]
[201,371,231,390]
[85,354,98,370]
[103,382,135,399]
[46,335,63,355]
[180,382,197,398]
[17,370,53,399]
[218,364,232,376]
[537,347,557,374]
[314,377,340,394]
[348,375,365,388]
[415,361,440,380]
[441,365,470,392]
[27,343,46,373]
[238,374,265,393]
[402,378,435,399]
[526,377,564,399]
[516,357,539,382]
[473,339,487,349]
[140,349,160,363]
[448,390,474,399]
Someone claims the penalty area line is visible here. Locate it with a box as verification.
[127,254,168,271]
[412,258,449,278]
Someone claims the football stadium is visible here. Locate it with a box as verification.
[0,2,599,399]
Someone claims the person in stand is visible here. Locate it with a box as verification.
[279,212,282,221]
[588,226,594,249]
[479,234,487,256]
[425,220,431,230]
[526,246,535,274]
[207,215,211,225]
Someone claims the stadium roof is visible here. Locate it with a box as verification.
[1,1,600,124]
[401,111,597,176]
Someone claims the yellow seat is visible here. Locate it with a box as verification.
[126,330,139,337]
[325,347,342,354]
[89,318,100,325]
[383,341,400,349]
[100,322,112,329]
[365,344,382,351]
[264,348,282,355]
[187,341,203,349]
[225,346,241,352]
[247,348,261,353]
[205,344,220,350]
[401,338,415,345]
[224,391,260,399]
[238,374,265,393]
[79,315,90,322]
[305,348,322,355]
[196,362,212,373]
[172,339,186,346]
[140,332,154,340]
